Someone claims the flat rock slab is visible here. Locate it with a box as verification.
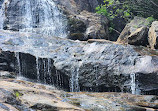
[0,77,83,111]
[0,77,158,111]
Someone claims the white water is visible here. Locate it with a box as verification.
[0,0,67,38]
[47,58,52,83]
[20,0,67,38]
[36,57,40,82]
[70,66,80,92]
[0,0,10,29]
[43,59,47,84]
[15,52,22,77]
[130,73,136,94]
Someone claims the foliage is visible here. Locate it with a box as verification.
[128,0,158,19]
[96,0,133,40]
[96,0,133,21]
[95,0,158,40]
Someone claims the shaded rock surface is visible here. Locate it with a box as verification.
[56,0,103,14]
[117,17,150,46]
[148,21,158,49]
[67,11,109,40]
[0,30,158,94]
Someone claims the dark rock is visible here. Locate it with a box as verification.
[67,18,86,33]
[68,33,85,41]
[67,11,109,40]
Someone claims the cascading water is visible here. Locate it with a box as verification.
[0,0,69,90]
[0,0,67,38]
[70,66,80,92]
[130,73,136,94]
[19,0,67,37]
[0,0,10,29]
[36,57,40,82]
[14,52,22,77]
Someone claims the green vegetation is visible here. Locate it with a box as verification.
[96,0,132,21]
[14,90,23,98]
[96,0,133,39]
[96,0,158,20]
[96,0,158,39]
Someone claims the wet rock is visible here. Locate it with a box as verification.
[0,30,157,94]
[117,17,150,46]
[148,21,158,49]
[0,71,16,79]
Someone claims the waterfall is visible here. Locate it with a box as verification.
[19,0,67,38]
[130,73,136,94]
[0,0,10,29]
[15,52,22,77]
[0,0,67,38]
[70,66,80,92]
[36,57,40,82]
[47,58,52,84]
[0,3,3,29]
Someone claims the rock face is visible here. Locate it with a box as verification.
[56,0,103,13]
[67,11,109,40]
[117,17,150,46]
[0,30,158,95]
[148,21,158,49]
[56,0,109,40]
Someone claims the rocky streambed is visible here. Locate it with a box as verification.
[0,71,158,111]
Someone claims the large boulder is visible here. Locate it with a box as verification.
[117,17,150,46]
[0,30,158,95]
[148,21,158,49]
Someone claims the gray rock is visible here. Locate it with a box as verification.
[0,30,157,94]
[117,17,150,46]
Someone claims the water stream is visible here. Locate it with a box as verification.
[14,52,22,77]
[0,0,67,37]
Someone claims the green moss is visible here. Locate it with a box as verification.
[14,90,23,98]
